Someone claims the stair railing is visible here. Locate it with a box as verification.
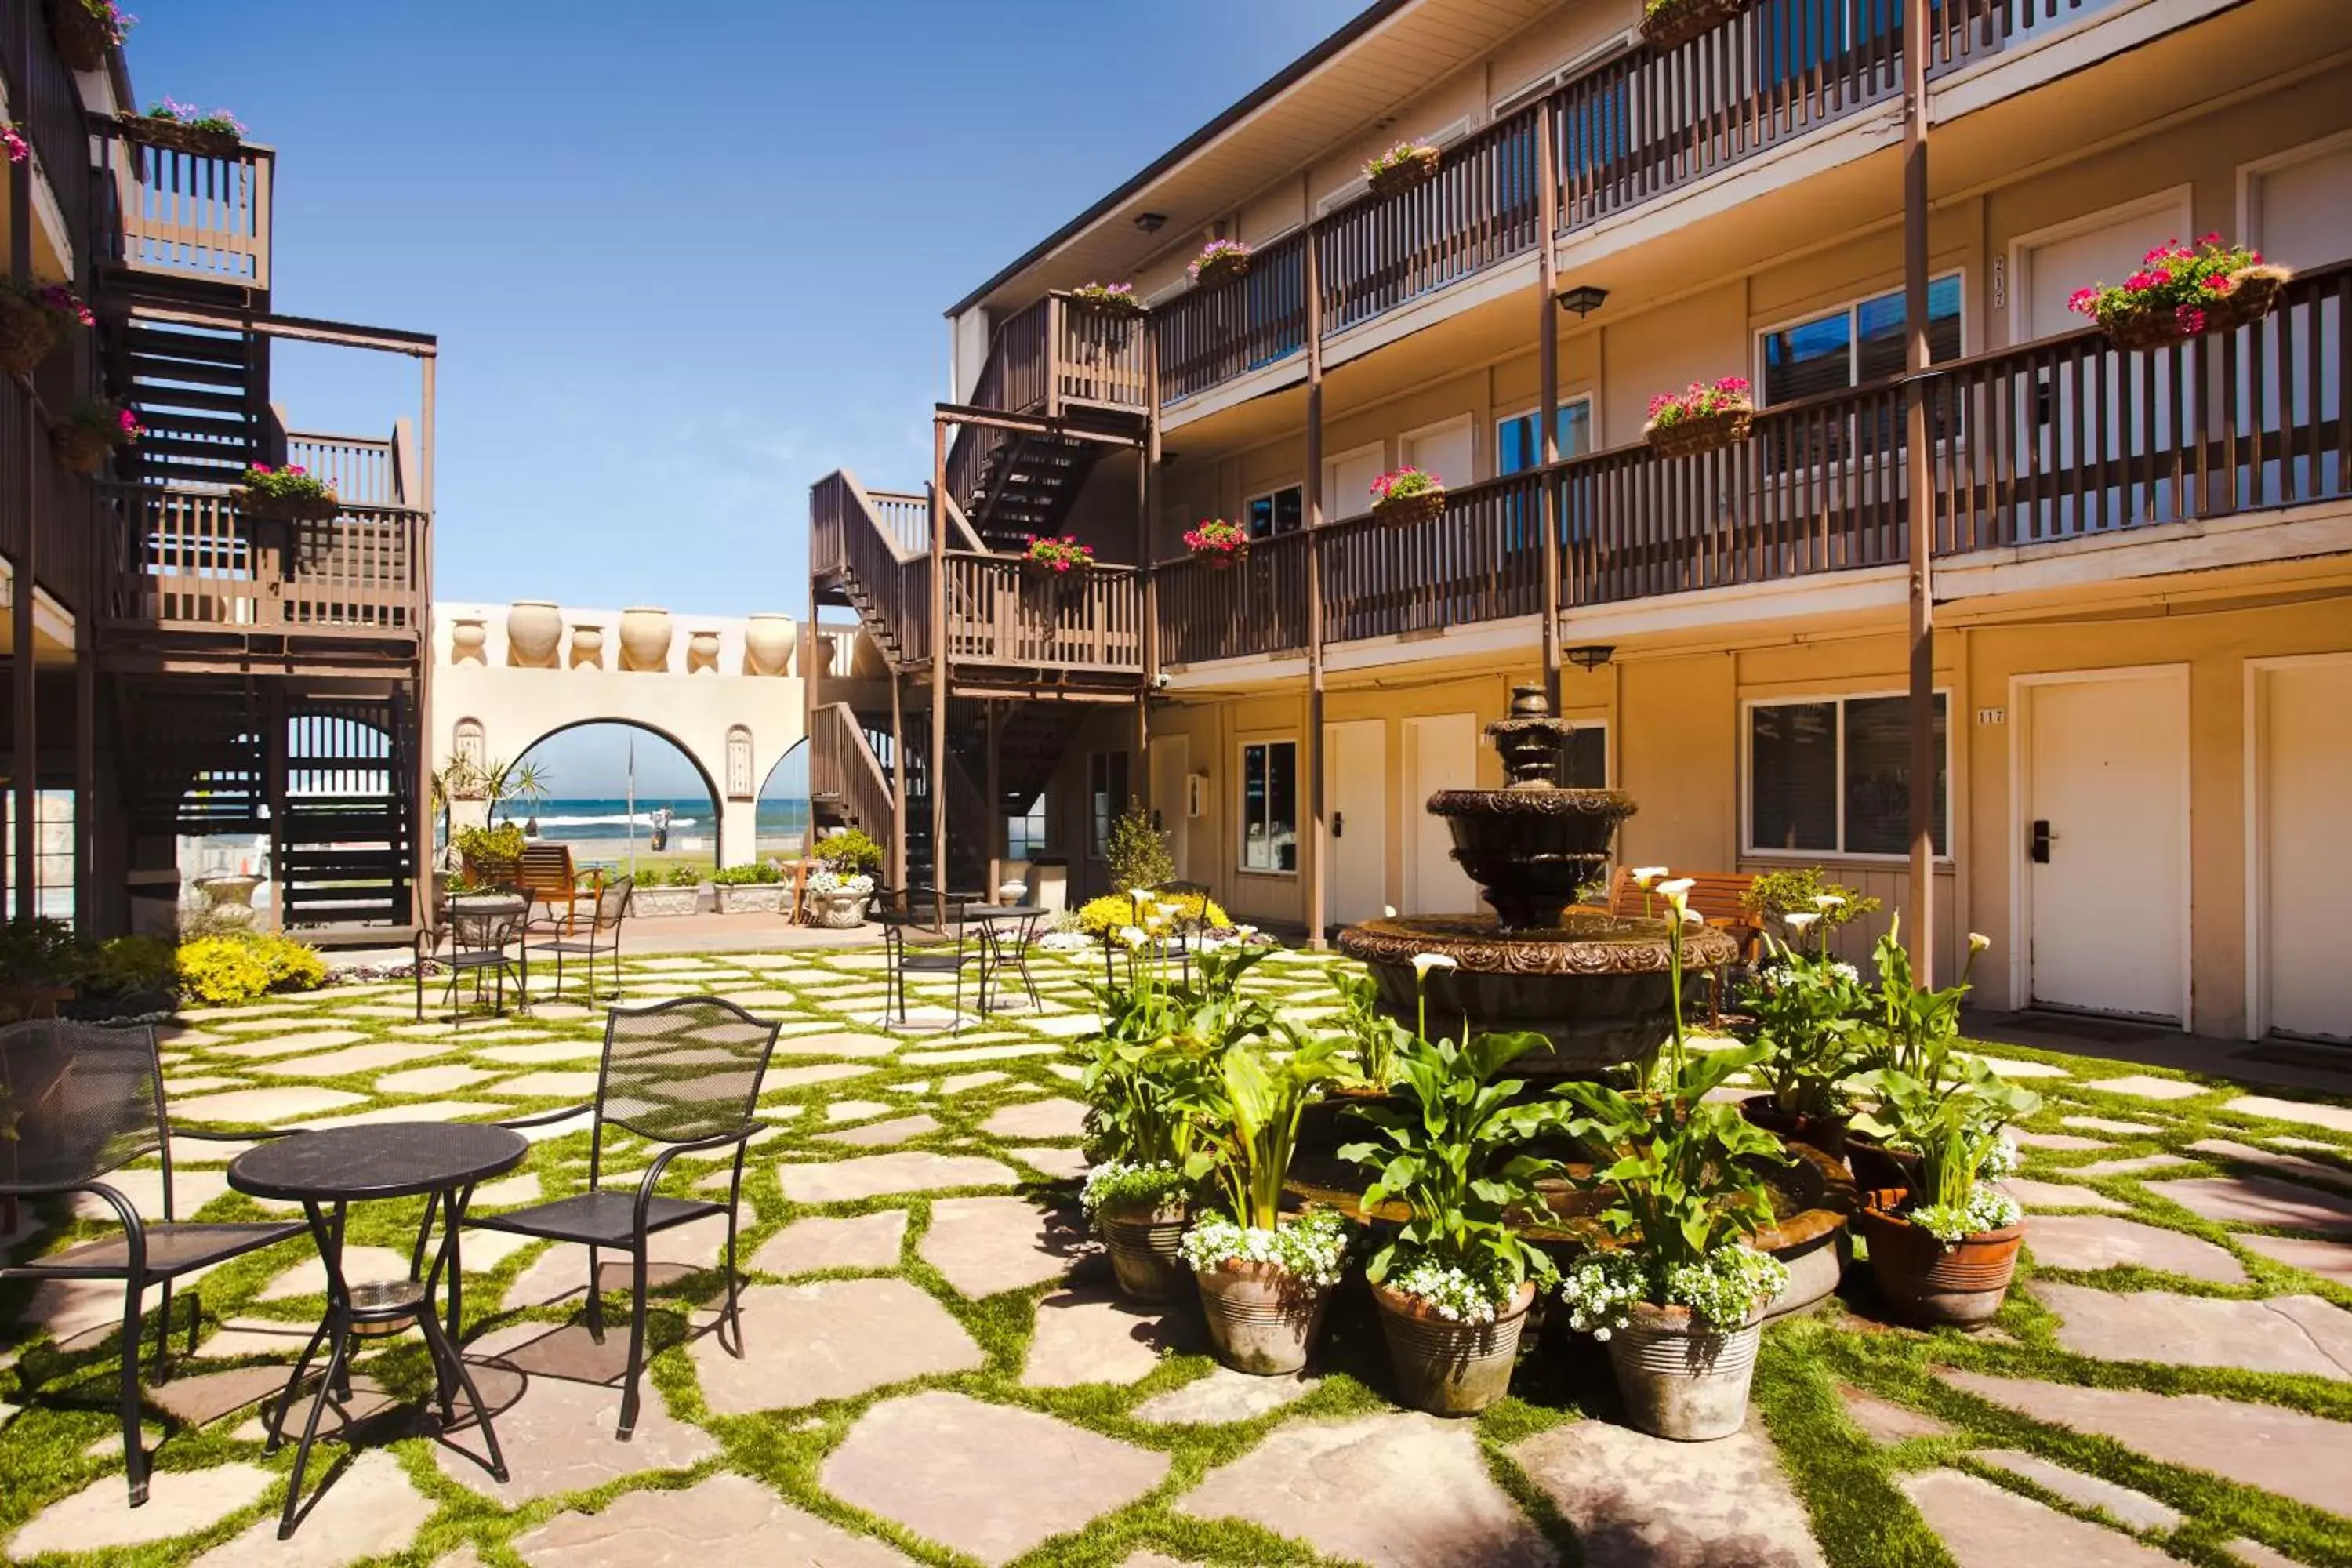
[812,469,933,667]
[91,115,274,291]
[810,702,896,853]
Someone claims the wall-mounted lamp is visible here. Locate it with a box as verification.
[1566,644,1616,672]
[1134,212,1167,234]
[1555,284,1610,318]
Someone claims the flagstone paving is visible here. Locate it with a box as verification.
[6,941,2351,1567]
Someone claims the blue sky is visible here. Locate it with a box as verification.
[127,0,1365,617]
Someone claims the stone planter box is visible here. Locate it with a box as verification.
[716,883,786,915]
[805,891,871,929]
[629,885,700,919]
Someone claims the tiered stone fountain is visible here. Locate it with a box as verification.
[1337,684,1738,1074]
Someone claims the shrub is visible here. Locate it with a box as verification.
[1744,866,1882,931]
[1105,802,1173,893]
[711,862,782,886]
[0,916,85,986]
[816,827,883,877]
[454,822,527,884]
[64,398,140,447]
[83,935,178,999]
[176,931,325,1005]
[664,864,703,887]
[1076,889,1230,938]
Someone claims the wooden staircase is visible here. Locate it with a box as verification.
[953,425,1109,548]
[111,310,270,488]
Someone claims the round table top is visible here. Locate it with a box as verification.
[227,1122,528,1203]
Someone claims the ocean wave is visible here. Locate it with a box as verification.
[528,814,702,829]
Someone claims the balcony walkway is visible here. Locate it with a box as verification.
[4,943,2349,1565]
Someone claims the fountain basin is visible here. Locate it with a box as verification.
[1338,912,1740,1075]
[1431,787,1635,928]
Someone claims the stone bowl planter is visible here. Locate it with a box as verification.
[716,883,785,916]
[1605,1301,1763,1441]
[628,884,699,919]
[1195,1259,1332,1375]
[804,891,870,929]
[619,606,673,672]
[1856,1202,2024,1329]
[1100,1202,1191,1302]
[192,873,263,931]
[1373,1277,1536,1417]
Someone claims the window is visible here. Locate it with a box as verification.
[1496,398,1594,475]
[1563,724,1607,789]
[1761,274,1964,405]
[1088,752,1128,862]
[1240,740,1298,873]
[1748,695,1948,858]
[1006,793,1047,861]
[1247,485,1303,540]
[3,790,78,924]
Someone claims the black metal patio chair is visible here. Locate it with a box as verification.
[459,997,782,1439]
[878,897,986,1026]
[0,1019,307,1506]
[415,897,530,1022]
[525,874,633,1005]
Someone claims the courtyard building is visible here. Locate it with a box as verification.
[810,0,2352,1047]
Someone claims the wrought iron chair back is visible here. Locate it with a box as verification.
[0,1018,169,1196]
[587,996,783,1169]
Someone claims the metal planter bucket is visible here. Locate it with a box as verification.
[1604,1302,1762,1441]
[1100,1203,1191,1303]
[1373,1279,1535,1416]
[1194,1259,1332,1375]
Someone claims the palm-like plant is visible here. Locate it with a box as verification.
[1200,1026,1345,1232]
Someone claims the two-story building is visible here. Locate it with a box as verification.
[0,0,436,938]
[811,0,2352,1045]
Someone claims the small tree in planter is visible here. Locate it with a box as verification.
[238,463,341,521]
[51,399,140,475]
[2068,234,2290,353]
[133,100,248,158]
[1188,239,1253,289]
[1365,140,1441,199]
[1736,935,1871,1156]
[1022,534,1094,576]
[1641,0,1756,53]
[0,281,92,376]
[711,861,785,914]
[1343,957,1564,1414]
[1181,1021,1351,1374]
[49,0,134,71]
[1370,466,1446,526]
[453,822,526,889]
[1069,281,1144,318]
[1182,517,1250,568]
[1555,884,1791,1441]
[1644,376,1754,458]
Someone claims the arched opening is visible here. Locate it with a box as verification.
[757,738,811,861]
[495,720,725,880]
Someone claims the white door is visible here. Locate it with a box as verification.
[1323,720,1387,927]
[2256,659,2352,1042]
[2026,671,2189,1023]
[1405,713,1482,913]
[1149,735,1190,880]
[1402,416,1477,494]
[1326,445,1388,524]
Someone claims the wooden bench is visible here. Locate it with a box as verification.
[1603,868,1762,1022]
[518,844,604,935]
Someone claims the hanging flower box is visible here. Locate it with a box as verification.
[1365,141,1441,200]
[2069,235,2290,353]
[0,281,92,376]
[1369,467,1446,526]
[128,102,249,158]
[49,0,132,71]
[1189,240,1254,289]
[1643,376,1755,458]
[1023,535,1094,577]
[1183,517,1250,569]
[237,463,342,521]
[1069,281,1145,319]
[1640,0,1755,53]
[51,400,140,475]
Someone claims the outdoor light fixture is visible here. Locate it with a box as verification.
[1134,212,1167,234]
[1566,644,1616,671]
[1556,285,1610,318]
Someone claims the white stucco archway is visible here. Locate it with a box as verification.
[431,601,822,869]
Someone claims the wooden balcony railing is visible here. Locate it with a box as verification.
[92,117,274,291]
[96,486,423,638]
[943,553,1142,672]
[0,372,95,615]
[285,429,407,508]
[1149,0,2118,409]
[811,470,932,666]
[811,702,896,844]
[0,9,92,265]
[1155,259,2350,664]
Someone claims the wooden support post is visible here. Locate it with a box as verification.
[1536,99,1566,716]
[984,699,1003,892]
[412,352,438,927]
[888,667,907,903]
[74,583,95,929]
[1903,0,1938,983]
[11,146,35,923]
[265,681,289,927]
[1134,423,1152,805]
[1301,192,1328,950]
[929,416,949,922]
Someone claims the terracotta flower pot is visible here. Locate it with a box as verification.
[1857,1203,2023,1329]
[742,612,795,676]
[1195,1258,1332,1375]
[1100,1202,1191,1302]
[505,601,562,668]
[1605,1301,1762,1441]
[1843,1131,1920,1203]
[1373,1278,1535,1417]
[1739,1094,1849,1160]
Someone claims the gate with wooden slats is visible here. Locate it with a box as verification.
[276,697,412,929]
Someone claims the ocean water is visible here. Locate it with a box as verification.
[490,797,811,857]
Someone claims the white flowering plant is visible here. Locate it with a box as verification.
[1737,935,1872,1119]
[1850,1054,2038,1243]
[1081,1158,1196,1218]
[1178,1207,1352,1286]
[804,869,874,896]
[1558,1242,1790,1338]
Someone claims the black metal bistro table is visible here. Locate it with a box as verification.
[227,1123,527,1537]
[963,903,1045,1014]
